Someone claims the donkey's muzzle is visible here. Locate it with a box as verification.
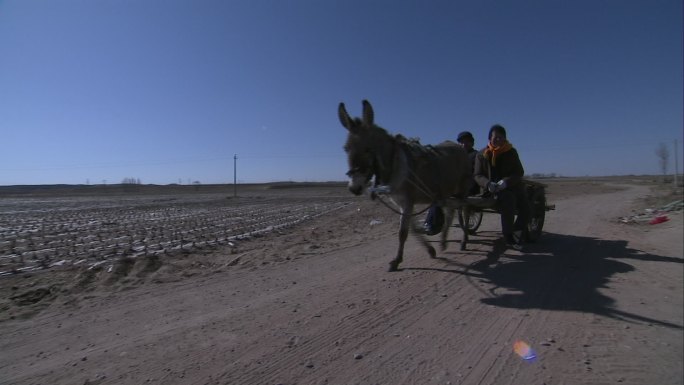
[348,185,364,196]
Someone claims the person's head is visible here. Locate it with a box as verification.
[457,131,475,150]
[488,124,507,147]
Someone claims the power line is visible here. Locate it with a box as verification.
[0,153,344,172]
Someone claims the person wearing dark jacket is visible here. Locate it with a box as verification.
[474,124,529,247]
[456,130,479,196]
[423,130,479,235]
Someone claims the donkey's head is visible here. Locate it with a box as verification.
[339,100,379,195]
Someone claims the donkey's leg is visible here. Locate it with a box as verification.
[389,210,411,272]
[440,207,455,252]
[457,206,470,251]
[411,219,436,259]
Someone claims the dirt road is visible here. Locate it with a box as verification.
[1,182,682,385]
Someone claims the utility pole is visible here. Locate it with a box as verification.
[233,154,237,197]
[675,139,679,189]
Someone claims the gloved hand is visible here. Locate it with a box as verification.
[487,182,499,193]
[497,179,507,190]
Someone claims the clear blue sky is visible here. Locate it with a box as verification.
[1,0,682,185]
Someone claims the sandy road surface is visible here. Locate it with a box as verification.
[1,182,682,385]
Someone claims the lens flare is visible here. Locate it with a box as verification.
[513,340,537,361]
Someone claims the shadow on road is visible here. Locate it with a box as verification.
[414,231,683,330]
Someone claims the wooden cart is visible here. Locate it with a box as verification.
[447,179,555,244]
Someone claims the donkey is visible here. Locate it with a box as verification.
[339,100,472,271]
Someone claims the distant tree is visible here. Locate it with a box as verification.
[655,143,669,179]
[122,177,142,185]
[529,173,557,179]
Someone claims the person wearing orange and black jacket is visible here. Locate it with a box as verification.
[473,124,529,248]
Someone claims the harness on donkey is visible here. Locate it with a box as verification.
[370,138,452,215]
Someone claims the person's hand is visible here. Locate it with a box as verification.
[497,179,507,190]
[487,182,499,193]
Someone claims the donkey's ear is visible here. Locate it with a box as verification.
[338,102,353,131]
[362,100,374,126]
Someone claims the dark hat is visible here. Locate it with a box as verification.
[488,124,507,139]
[457,131,474,142]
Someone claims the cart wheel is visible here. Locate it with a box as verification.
[526,189,546,242]
[457,208,483,235]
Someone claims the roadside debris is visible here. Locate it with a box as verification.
[649,215,669,225]
[619,200,683,224]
